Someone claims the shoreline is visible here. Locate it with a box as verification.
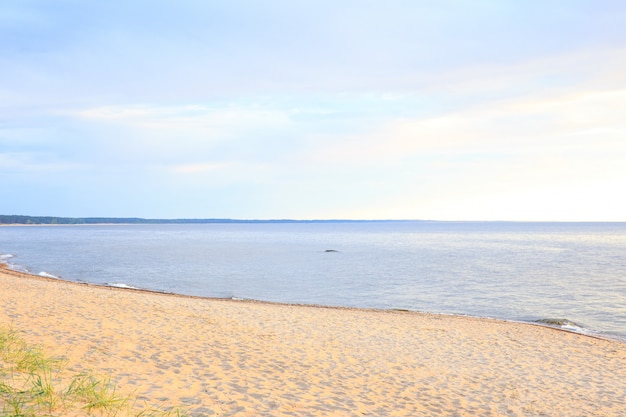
[2,265,626,416]
[0,263,615,343]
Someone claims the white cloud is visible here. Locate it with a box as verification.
[52,103,300,166]
[0,152,81,174]
[3,2,626,219]
[169,163,228,174]
[72,104,292,131]
[304,84,626,167]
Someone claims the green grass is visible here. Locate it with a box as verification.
[0,327,189,417]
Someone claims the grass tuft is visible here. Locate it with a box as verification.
[0,326,189,417]
[67,373,129,412]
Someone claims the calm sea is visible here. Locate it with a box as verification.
[2,222,626,341]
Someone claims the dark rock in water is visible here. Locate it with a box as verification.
[535,318,579,327]
[324,249,339,252]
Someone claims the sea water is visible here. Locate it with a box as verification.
[2,222,626,341]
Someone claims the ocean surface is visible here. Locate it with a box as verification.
[2,222,626,341]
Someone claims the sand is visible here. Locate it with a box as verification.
[1,266,625,416]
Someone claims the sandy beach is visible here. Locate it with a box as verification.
[1,266,625,416]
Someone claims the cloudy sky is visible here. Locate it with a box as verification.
[2,1,626,220]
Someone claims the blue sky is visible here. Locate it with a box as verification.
[2,1,626,220]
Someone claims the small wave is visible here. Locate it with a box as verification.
[0,254,14,268]
[107,282,139,289]
[535,318,591,334]
[535,318,580,327]
[38,271,60,279]
[533,318,626,342]
[0,255,30,274]
[7,264,29,273]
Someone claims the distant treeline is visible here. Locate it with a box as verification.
[0,215,206,224]
[0,215,406,225]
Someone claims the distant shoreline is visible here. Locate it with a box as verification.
[2,215,625,225]
[0,215,424,225]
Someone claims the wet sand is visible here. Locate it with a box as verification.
[1,266,625,416]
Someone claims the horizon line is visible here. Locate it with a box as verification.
[1,215,625,225]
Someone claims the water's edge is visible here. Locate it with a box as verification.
[2,222,625,343]
[1,259,622,344]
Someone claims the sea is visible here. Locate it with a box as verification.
[2,221,626,342]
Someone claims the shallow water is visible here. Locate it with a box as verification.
[2,222,626,340]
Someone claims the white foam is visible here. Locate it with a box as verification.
[38,271,60,279]
[562,324,585,332]
[107,282,138,289]
[0,254,14,264]
[8,264,29,273]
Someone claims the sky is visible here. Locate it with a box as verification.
[1,1,626,221]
